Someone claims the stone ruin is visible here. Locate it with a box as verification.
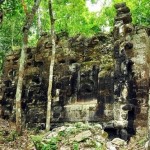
[0,3,150,140]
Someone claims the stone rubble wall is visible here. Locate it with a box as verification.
[112,3,135,140]
[112,2,150,139]
[0,2,150,140]
[0,32,114,128]
[111,2,150,140]
[131,27,150,138]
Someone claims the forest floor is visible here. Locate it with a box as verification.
[0,118,36,150]
[0,118,147,150]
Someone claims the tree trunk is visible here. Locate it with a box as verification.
[11,22,15,50]
[46,0,56,131]
[37,6,42,37]
[15,0,41,135]
[21,0,28,16]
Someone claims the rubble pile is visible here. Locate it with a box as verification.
[32,122,128,150]
[0,119,147,150]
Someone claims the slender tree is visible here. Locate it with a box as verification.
[37,6,42,37]
[21,0,28,16]
[46,0,56,131]
[15,0,41,134]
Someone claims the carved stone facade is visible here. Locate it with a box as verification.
[0,3,150,140]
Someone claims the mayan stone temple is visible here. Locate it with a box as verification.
[0,2,150,143]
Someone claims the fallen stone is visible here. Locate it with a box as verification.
[103,122,114,129]
[71,130,92,142]
[111,138,127,146]
[113,120,128,128]
[106,142,117,150]
[65,126,76,133]
[145,140,150,150]
[94,135,106,143]
[52,126,66,132]
[45,131,58,139]
[93,124,102,130]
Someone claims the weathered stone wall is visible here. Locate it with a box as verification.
[112,3,135,140]
[131,28,150,137]
[111,3,150,139]
[0,32,114,127]
[0,2,150,140]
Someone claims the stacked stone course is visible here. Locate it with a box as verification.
[112,3,135,140]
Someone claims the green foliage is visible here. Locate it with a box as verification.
[0,0,24,74]
[31,123,109,150]
[1,0,149,50]
[137,137,147,146]
[6,130,19,142]
[31,135,44,150]
[90,0,98,3]
[73,142,79,150]
[99,5,116,28]
[0,0,24,51]
[32,135,59,150]
[0,0,149,74]
[45,137,58,150]
[53,0,103,36]
[0,130,19,143]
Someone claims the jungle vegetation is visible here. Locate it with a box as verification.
[0,0,149,68]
